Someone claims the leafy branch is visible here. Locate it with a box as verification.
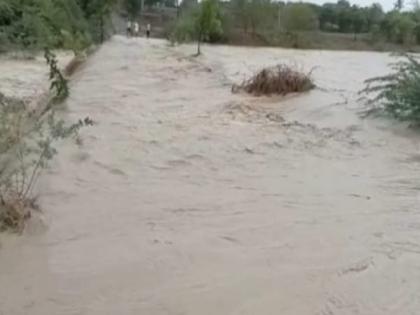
[360,53,420,123]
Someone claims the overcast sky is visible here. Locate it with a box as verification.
[290,0,396,11]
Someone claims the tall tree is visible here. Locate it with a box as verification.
[319,3,338,30]
[195,0,222,55]
[84,0,116,43]
[366,3,384,31]
[124,0,142,19]
[281,3,318,31]
[231,0,250,34]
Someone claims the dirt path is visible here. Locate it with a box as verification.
[1,36,420,315]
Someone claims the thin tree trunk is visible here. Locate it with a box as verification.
[197,30,202,55]
[100,15,104,43]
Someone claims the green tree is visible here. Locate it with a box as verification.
[281,3,318,31]
[229,0,277,35]
[248,0,276,35]
[124,0,142,18]
[0,0,115,52]
[81,0,116,43]
[171,8,197,43]
[230,0,249,33]
[194,0,222,55]
[337,2,353,32]
[381,11,416,44]
[319,3,338,31]
[366,3,384,31]
[349,5,367,36]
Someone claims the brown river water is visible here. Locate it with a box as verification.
[1,36,420,314]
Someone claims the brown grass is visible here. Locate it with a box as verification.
[0,197,31,233]
[233,64,315,96]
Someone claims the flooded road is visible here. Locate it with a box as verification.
[0,52,72,102]
[1,36,420,314]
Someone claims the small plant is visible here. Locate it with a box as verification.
[44,48,69,103]
[0,50,92,232]
[361,54,420,123]
[0,95,93,232]
[233,64,315,96]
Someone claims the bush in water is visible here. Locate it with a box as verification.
[362,54,420,123]
[232,64,315,96]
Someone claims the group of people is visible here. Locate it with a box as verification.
[126,21,151,38]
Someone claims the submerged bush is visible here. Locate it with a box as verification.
[0,50,92,232]
[233,64,315,96]
[361,54,420,123]
[0,94,92,232]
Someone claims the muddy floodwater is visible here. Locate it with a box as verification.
[1,37,420,314]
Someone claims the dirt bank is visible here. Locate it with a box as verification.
[1,37,420,315]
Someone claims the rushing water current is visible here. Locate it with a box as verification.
[1,37,420,315]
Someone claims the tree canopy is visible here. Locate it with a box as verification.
[172,0,222,54]
[0,0,116,52]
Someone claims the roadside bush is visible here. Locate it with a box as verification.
[361,54,420,123]
[232,64,315,96]
[0,95,91,232]
[0,50,92,232]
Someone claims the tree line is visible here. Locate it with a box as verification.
[171,0,420,48]
[0,0,116,53]
[3,0,420,52]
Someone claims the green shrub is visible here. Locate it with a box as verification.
[0,50,92,232]
[0,95,91,232]
[362,54,420,123]
[169,0,223,54]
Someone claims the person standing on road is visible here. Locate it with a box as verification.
[126,20,132,37]
[134,22,139,37]
[146,23,151,38]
